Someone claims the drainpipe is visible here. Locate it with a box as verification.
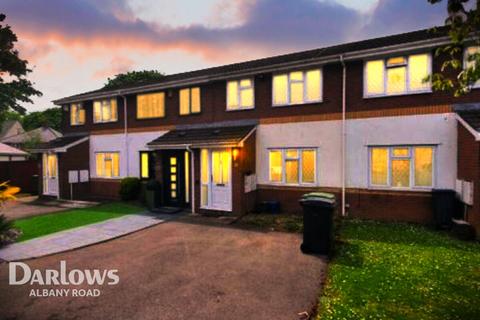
[120,94,129,176]
[186,145,195,214]
[340,55,347,217]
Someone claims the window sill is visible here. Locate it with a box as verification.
[136,116,166,121]
[70,123,85,127]
[225,106,255,112]
[363,90,432,99]
[272,100,323,108]
[179,112,202,117]
[367,186,433,192]
[265,182,317,187]
[93,120,118,124]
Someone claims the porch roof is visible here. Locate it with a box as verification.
[30,134,89,153]
[147,124,256,149]
[454,104,480,141]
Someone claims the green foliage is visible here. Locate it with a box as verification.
[0,13,42,114]
[0,214,13,235]
[0,110,21,124]
[14,202,144,242]
[21,107,62,131]
[427,0,480,96]
[317,219,480,320]
[103,70,165,90]
[119,177,142,201]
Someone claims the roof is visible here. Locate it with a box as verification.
[30,133,89,152]
[1,126,62,144]
[54,26,449,104]
[147,124,256,148]
[0,120,24,139]
[455,103,480,132]
[0,142,28,156]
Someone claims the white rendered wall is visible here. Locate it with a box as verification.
[89,131,167,178]
[257,113,457,189]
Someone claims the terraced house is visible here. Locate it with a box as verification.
[33,28,480,235]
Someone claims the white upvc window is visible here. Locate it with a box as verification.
[272,69,322,106]
[364,53,432,97]
[369,146,435,189]
[180,87,201,115]
[70,103,85,126]
[227,79,254,110]
[463,46,480,88]
[95,152,120,178]
[93,99,118,123]
[268,148,316,185]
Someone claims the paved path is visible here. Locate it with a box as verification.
[0,213,173,261]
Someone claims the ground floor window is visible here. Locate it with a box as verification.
[369,146,434,189]
[268,148,316,185]
[96,152,120,178]
[139,151,155,179]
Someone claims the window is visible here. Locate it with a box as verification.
[96,152,120,178]
[464,46,480,87]
[268,148,316,185]
[93,99,118,123]
[200,149,209,207]
[137,92,165,119]
[140,152,154,179]
[369,146,434,189]
[227,79,254,110]
[365,53,431,97]
[179,87,201,115]
[273,69,322,106]
[70,103,85,125]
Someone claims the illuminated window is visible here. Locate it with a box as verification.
[185,151,190,203]
[273,69,322,106]
[137,92,165,119]
[268,148,316,185]
[93,99,117,123]
[365,53,431,97]
[70,103,85,125]
[227,79,254,110]
[369,146,434,188]
[212,150,230,184]
[140,152,152,179]
[464,46,480,87]
[96,152,120,178]
[200,149,209,207]
[180,87,201,115]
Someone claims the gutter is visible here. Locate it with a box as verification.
[340,55,347,217]
[53,36,451,105]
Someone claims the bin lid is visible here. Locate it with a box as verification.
[299,196,336,206]
[302,192,335,199]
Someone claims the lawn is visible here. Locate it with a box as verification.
[234,213,303,233]
[14,202,144,242]
[317,219,480,320]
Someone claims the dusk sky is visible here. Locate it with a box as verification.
[2,0,449,112]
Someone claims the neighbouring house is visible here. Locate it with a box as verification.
[0,120,24,140]
[1,126,62,150]
[0,143,28,162]
[31,27,480,236]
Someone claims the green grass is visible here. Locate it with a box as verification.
[14,202,144,242]
[235,213,303,233]
[317,219,480,320]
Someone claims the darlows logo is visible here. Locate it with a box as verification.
[9,261,119,297]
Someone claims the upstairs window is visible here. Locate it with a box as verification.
[93,99,118,123]
[70,103,85,126]
[365,54,431,97]
[179,87,201,115]
[464,46,480,87]
[96,152,120,178]
[137,92,165,119]
[369,146,434,189]
[273,69,322,106]
[227,79,254,110]
[269,148,316,185]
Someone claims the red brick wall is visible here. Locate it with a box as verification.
[90,179,121,200]
[457,124,480,235]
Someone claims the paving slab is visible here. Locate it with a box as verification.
[0,213,175,261]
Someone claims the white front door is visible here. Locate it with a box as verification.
[43,153,59,197]
[201,149,232,212]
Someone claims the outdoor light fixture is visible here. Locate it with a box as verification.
[232,148,239,161]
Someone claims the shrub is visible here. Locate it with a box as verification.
[119,177,141,201]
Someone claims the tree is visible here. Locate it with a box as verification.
[0,13,42,114]
[428,0,480,96]
[21,107,62,131]
[103,70,165,90]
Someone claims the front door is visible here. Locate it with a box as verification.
[42,153,59,197]
[162,151,186,207]
[210,149,232,211]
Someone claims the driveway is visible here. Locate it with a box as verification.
[0,219,327,320]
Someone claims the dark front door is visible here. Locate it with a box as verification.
[162,151,186,207]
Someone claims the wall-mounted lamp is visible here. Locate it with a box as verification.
[232,148,239,162]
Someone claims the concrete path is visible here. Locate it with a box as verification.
[0,213,174,261]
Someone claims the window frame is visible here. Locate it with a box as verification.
[272,68,323,107]
[268,148,317,186]
[368,145,436,190]
[136,92,166,120]
[95,151,120,179]
[70,103,85,126]
[363,53,432,98]
[226,78,255,111]
[463,46,480,89]
[93,98,118,123]
[139,151,154,180]
[179,87,201,116]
